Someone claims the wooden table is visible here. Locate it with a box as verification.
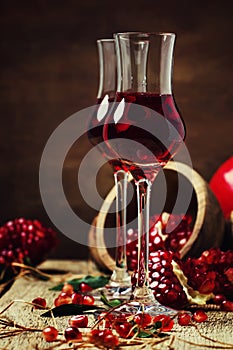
[0,260,233,350]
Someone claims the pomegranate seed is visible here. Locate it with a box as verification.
[103,332,119,347]
[90,329,107,340]
[54,297,60,307]
[42,326,58,342]
[68,315,88,328]
[153,315,174,331]
[97,312,115,328]
[81,295,95,305]
[99,311,115,321]
[213,294,226,305]
[114,313,128,325]
[177,312,191,326]
[54,292,72,306]
[71,292,82,304]
[79,282,93,293]
[32,297,47,309]
[225,267,233,283]
[64,327,82,341]
[89,329,102,342]
[198,278,215,294]
[133,313,153,327]
[62,283,74,296]
[221,300,233,311]
[115,322,134,338]
[192,309,208,323]
[89,329,119,347]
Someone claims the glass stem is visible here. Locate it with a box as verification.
[110,170,130,284]
[133,178,155,303]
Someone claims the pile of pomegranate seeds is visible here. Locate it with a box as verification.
[131,247,233,310]
[181,248,233,299]
[54,283,95,307]
[0,218,57,267]
[126,213,193,271]
[131,250,190,309]
[126,210,233,310]
[150,251,188,309]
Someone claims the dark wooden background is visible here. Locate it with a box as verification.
[0,0,232,259]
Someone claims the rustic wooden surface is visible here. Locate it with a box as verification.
[0,260,233,350]
[0,1,233,261]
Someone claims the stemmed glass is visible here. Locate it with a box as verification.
[88,39,131,298]
[103,32,186,313]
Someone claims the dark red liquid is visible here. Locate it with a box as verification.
[87,97,114,146]
[87,97,128,173]
[103,92,185,181]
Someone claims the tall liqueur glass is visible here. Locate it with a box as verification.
[88,39,131,297]
[103,32,186,312]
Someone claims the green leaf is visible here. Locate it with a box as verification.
[153,321,163,330]
[100,291,122,308]
[41,304,105,317]
[137,330,153,338]
[49,275,110,291]
[108,299,122,307]
[136,321,163,338]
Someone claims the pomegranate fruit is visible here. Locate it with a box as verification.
[149,250,188,309]
[182,248,233,301]
[126,213,193,271]
[131,250,213,309]
[210,156,233,218]
[0,218,57,284]
[0,218,57,270]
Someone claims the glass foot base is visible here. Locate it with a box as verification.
[101,267,132,299]
[116,301,177,316]
[131,285,156,304]
[104,284,132,300]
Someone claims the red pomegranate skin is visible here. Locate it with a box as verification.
[210,156,233,218]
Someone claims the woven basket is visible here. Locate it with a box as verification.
[89,161,225,272]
